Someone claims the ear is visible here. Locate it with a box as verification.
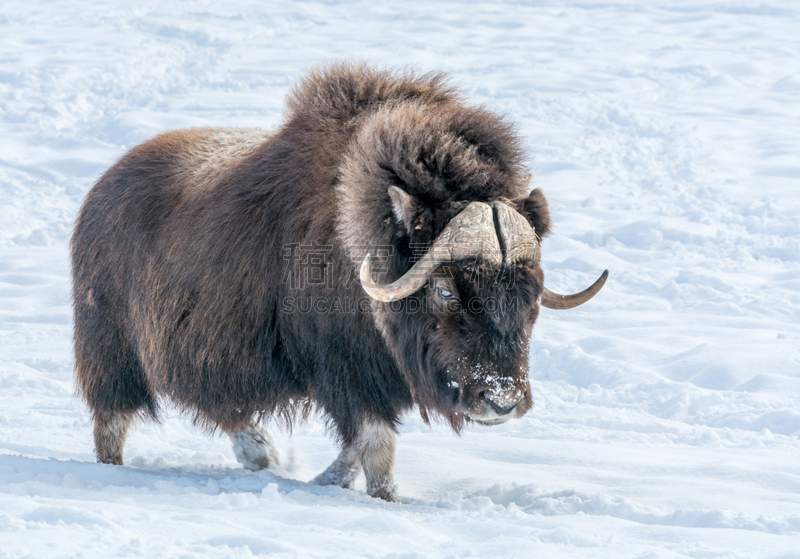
[388,186,420,234]
[514,188,551,239]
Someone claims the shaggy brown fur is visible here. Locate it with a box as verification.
[72,62,552,499]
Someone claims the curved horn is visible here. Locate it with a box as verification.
[360,202,501,302]
[541,269,609,310]
[495,201,608,310]
[492,201,540,265]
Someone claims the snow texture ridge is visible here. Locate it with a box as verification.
[1,1,798,557]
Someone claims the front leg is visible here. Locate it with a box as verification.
[311,419,397,502]
[310,444,362,490]
[359,420,397,501]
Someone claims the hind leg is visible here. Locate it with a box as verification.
[228,421,280,470]
[94,410,136,465]
[73,287,156,466]
[80,345,154,466]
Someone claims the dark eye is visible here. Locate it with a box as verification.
[437,287,456,300]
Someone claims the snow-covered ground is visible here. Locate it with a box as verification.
[1,1,799,557]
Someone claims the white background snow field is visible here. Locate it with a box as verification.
[1,1,798,557]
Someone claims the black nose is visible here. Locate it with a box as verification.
[484,393,521,416]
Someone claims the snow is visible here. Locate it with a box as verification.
[1,1,799,557]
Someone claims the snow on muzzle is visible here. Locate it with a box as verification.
[457,363,532,425]
[360,201,608,308]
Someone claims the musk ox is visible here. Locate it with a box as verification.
[71,63,607,501]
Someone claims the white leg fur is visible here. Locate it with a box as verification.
[94,411,134,465]
[229,422,280,471]
[311,419,397,502]
[360,421,397,501]
[310,448,362,490]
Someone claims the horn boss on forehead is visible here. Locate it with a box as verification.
[360,202,501,302]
